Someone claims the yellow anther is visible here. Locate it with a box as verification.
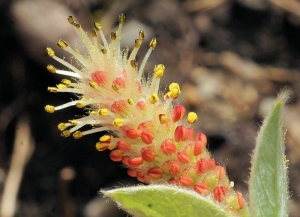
[149,94,159,104]
[111,32,116,40]
[150,38,157,50]
[58,123,67,131]
[100,135,112,142]
[68,120,78,126]
[48,87,58,93]
[91,28,97,37]
[130,60,137,68]
[76,102,85,108]
[97,109,108,116]
[45,105,55,113]
[135,39,142,48]
[56,84,67,89]
[61,79,71,86]
[108,145,117,150]
[89,81,98,88]
[139,30,145,40]
[94,22,102,31]
[47,65,56,73]
[119,13,125,24]
[154,64,165,78]
[71,22,81,28]
[169,83,181,99]
[46,47,55,57]
[61,130,71,137]
[101,48,107,54]
[89,111,97,115]
[73,131,83,139]
[67,16,74,24]
[57,39,68,48]
[95,142,108,151]
[127,98,134,105]
[112,84,120,91]
[113,118,123,127]
[159,114,167,124]
[187,112,198,124]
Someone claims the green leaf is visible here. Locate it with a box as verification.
[102,185,235,217]
[249,91,289,217]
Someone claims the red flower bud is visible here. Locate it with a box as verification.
[168,160,181,176]
[195,158,209,174]
[160,138,176,155]
[141,130,154,144]
[177,151,190,164]
[117,141,131,150]
[126,129,141,139]
[172,105,186,122]
[127,168,137,177]
[136,101,146,111]
[215,165,225,180]
[111,100,128,115]
[141,148,156,162]
[193,140,204,156]
[194,182,208,195]
[178,176,193,187]
[112,77,125,89]
[214,186,228,202]
[196,133,207,147]
[186,128,195,140]
[128,157,144,167]
[138,120,154,130]
[236,193,244,209]
[109,149,124,162]
[122,156,130,166]
[174,125,187,142]
[147,167,164,179]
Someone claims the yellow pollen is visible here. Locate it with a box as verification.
[159,114,167,124]
[187,112,198,124]
[135,39,142,48]
[101,48,107,54]
[71,21,81,28]
[111,32,116,40]
[94,22,102,31]
[154,64,165,78]
[46,47,55,57]
[48,87,58,93]
[47,65,56,73]
[127,98,134,105]
[112,84,120,91]
[130,60,137,68]
[61,130,71,137]
[89,111,97,115]
[91,28,97,37]
[100,135,112,142]
[89,81,98,88]
[68,120,78,126]
[45,105,55,113]
[149,94,159,104]
[150,38,157,50]
[139,30,145,40]
[108,145,117,150]
[98,109,108,116]
[119,13,125,24]
[57,39,68,48]
[169,83,181,99]
[73,131,83,139]
[76,102,85,108]
[67,16,74,24]
[58,123,67,131]
[61,79,71,86]
[113,118,123,127]
[57,84,67,89]
[95,142,107,151]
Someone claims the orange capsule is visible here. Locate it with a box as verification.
[213,186,227,202]
[109,149,124,162]
[194,182,208,195]
[160,138,176,155]
[128,157,144,167]
[141,130,154,144]
[177,151,190,164]
[174,125,187,142]
[195,158,209,174]
[147,167,164,179]
[117,141,131,150]
[178,176,193,187]
[141,148,156,162]
[126,129,141,139]
[172,105,186,122]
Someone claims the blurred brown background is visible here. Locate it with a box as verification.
[0,0,300,216]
